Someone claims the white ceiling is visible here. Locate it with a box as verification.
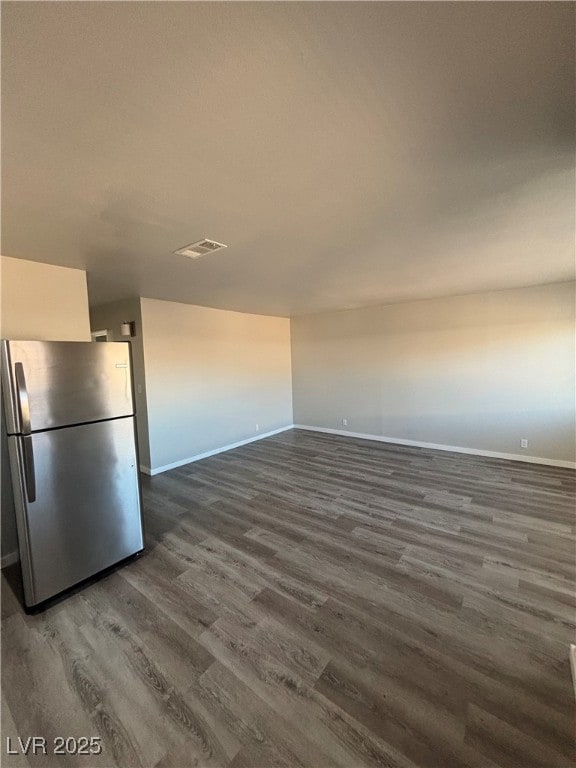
[2,2,574,316]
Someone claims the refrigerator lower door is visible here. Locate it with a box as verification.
[8,417,143,608]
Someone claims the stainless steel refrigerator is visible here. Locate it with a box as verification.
[1,339,144,609]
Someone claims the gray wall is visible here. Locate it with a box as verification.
[291,282,576,464]
[89,298,151,469]
[140,298,293,472]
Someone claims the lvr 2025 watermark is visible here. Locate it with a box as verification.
[6,736,102,756]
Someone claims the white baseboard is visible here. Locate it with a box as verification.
[140,425,295,476]
[294,425,576,469]
[1,550,19,569]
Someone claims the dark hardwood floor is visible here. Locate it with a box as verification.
[2,429,575,768]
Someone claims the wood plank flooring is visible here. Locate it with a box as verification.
[2,429,575,767]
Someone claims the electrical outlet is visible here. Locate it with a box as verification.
[520,439,528,449]
[342,418,348,426]
[255,424,259,432]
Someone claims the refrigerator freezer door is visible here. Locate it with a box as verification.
[2,340,134,434]
[8,417,143,607]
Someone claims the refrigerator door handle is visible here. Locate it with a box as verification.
[14,362,32,435]
[22,435,36,503]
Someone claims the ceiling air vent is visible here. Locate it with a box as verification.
[174,239,228,259]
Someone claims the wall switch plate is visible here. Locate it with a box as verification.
[255,424,259,432]
[342,418,348,426]
[520,439,528,449]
